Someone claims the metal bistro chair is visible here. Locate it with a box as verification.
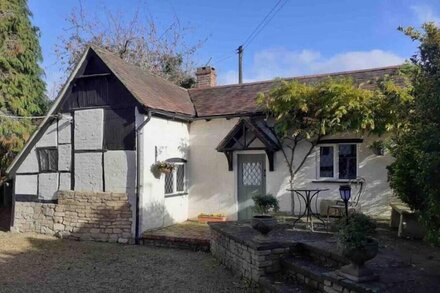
[326,177,366,223]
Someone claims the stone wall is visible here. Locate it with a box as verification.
[12,190,132,243]
[210,227,290,283]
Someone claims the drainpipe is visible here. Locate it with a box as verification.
[135,110,152,244]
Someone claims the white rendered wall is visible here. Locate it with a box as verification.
[15,120,64,200]
[74,152,103,191]
[74,109,104,150]
[16,148,39,174]
[36,121,57,147]
[137,114,189,232]
[104,150,136,234]
[17,120,59,174]
[188,118,239,220]
[57,114,72,144]
[38,173,59,200]
[73,109,104,192]
[187,119,394,220]
[15,174,38,195]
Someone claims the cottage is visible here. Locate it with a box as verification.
[5,46,399,241]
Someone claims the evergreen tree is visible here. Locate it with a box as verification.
[388,23,440,245]
[0,0,49,180]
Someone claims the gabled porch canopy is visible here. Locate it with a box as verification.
[216,118,281,171]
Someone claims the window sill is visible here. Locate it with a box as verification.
[312,179,359,184]
[164,192,188,198]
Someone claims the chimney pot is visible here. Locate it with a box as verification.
[196,66,216,88]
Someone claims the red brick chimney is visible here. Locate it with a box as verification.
[195,66,217,88]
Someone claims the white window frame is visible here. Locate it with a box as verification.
[164,162,187,196]
[316,143,359,180]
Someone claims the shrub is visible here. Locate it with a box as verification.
[388,23,440,245]
[336,213,376,249]
[252,194,279,215]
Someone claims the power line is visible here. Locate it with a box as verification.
[243,0,288,48]
[212,52,235,65]
[0,111,51,120]
[210,0,289,67]
[242,0,284,48]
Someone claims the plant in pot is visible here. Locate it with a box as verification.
[335,213,379,282]
[151,161,175,178]
[369,140,385,156]
[251,194,279,235]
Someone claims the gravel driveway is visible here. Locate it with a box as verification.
[0,232,249,292]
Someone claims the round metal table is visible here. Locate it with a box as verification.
[287,188,329,231]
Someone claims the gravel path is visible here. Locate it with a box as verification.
[0,232,249,293]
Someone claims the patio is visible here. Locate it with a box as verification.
[140,218,440,292]
[210,221,440,292]
[141,221,211,251]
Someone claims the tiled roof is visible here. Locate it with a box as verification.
[93,47,195,116]
[188,66,402,117]
[93,47,402,118]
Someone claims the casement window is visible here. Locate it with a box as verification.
[318,144,358,180]
[319,146,334,178]
[164,162,187,195]
[37,148,58,172]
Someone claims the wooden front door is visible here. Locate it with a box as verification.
[237,154,266,220]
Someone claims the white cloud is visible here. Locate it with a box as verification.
[411,4,440,24]
[218,48,404,85]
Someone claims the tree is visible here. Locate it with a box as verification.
[55,1,205,89]
[257,76,410,205]
[388,23,440,245]
[0,0,49,181]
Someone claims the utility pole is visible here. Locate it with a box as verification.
[237,45,243,84]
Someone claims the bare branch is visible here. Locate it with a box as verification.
[55,2,206,88]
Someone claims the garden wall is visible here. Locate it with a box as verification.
[210,225,290,282]
[12,190,132,243]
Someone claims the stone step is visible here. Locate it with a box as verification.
[281,256,383,293]
[281,256,330,291]
[141,234,210,252]
[289,242,348,269]
[259,275,309,293]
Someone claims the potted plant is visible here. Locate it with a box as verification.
[151,161,175,178]
[369,140,385,156]
[251,194,279,235]
[336,213,379,282]
[197,213,227,223]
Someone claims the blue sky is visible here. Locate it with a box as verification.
[29,0,440,94]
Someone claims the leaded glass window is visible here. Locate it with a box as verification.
[164,172,174,194]
[339,144,357,179]
[164,161,186,195]
[176,164,185,192]
[319,146,334,178]
[242,162,262,186]
[37,148,58,172]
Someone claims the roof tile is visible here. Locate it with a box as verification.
[189,66,402,117]
[93,47,195,116]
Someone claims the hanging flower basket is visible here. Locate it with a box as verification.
[152,161,175,175]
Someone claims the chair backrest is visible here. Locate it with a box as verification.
[349,177,366,207]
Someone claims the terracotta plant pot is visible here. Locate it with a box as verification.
[198,215,227,223]
[251,215,277,235]
[337,238,379,282]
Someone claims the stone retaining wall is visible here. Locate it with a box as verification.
[12,190,132,243]
[210,227,290,282]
